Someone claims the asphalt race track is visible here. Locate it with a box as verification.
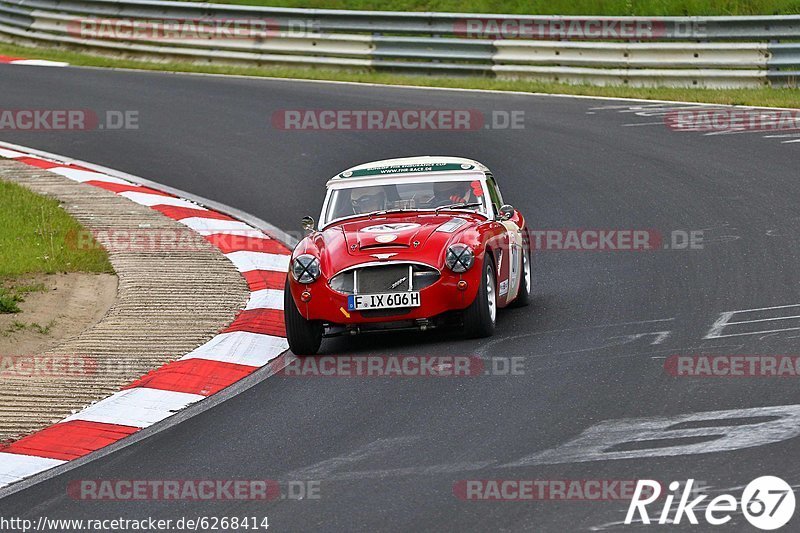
[1,65,799,531]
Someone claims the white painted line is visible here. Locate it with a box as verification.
[723,303,800,314]
[10,59,69,67]
[704,311,736,339]
[726,315,800,325]
[783,139,800,144]
[703,129,751,136]
[50,167,131,185]
[506,404,800,466]
[246,289,284,311]
[630,106,722,116]
[705,304,800,339]
[119,191,207,209]
[589,104,670,110]
[61,388,204,428]
[179,217,266,238]
[705,326,800,339]
[225,250,291,273]
[600,318,675,327]
[0,453,66,488]
[180,331,288,367]
[608,331,671,345]
[620,122,663,127]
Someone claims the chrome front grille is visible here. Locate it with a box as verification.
[329,263,440,295]
[357,264,410,293]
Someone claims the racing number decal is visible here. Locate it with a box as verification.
[501,221,523,300]
[510,232,519,292]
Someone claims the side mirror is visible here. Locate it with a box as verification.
[498,204,515,221]
[301,215,315,234]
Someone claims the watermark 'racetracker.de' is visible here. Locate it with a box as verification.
[0,354,95,378]
[454,479,660,501]
[665,355,800,377]
[665,109,800,132]
[271,109,525,131]
[67,479,321,501]
[277,355,524,377]
[454,18,705,40]
[0,110,138,131]
[529,229,703,251]
[68,18,321,40]
[67,228,279,253]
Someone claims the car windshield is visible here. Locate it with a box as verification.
[324,179,488,225]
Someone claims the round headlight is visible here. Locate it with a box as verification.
[292,254,321,283]
[446,244,474,273]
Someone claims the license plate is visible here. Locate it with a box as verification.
[348,292,421,311]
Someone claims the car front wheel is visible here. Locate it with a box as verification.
[510,246,531,307]
[284,278,323,356]
[463,256,497,338]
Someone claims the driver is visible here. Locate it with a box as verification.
[429,181,471,207]
[351,186,387,214]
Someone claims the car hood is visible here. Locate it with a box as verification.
[305,213,481,276]
[343,218,435,251]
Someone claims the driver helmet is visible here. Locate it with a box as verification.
[351,186,387,214]
[433,181,470,203]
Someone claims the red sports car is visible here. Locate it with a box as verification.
[284,156,531,355]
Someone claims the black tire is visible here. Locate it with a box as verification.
[510,246,531,308]
[463,256,497,338]
[284,278,323,356]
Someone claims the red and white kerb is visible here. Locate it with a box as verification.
[0,144,290,488]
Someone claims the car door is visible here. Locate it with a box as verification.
[485,174,523,306]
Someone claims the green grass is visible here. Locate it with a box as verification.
[29,319,56,335]
[0,41,798,108]
[0,177,113,313]
[0,179,113,277]
[1,319,56,336]
[183,0,800,16]
[0,284,46,314]
[0,290,22,313]
[0,181,113,276]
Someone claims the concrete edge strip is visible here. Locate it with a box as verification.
[0,140,294,493]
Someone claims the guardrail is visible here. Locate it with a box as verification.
[0,0,798,88]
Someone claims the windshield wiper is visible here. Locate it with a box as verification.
[434,202,482,215]
[368,208,408,219]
